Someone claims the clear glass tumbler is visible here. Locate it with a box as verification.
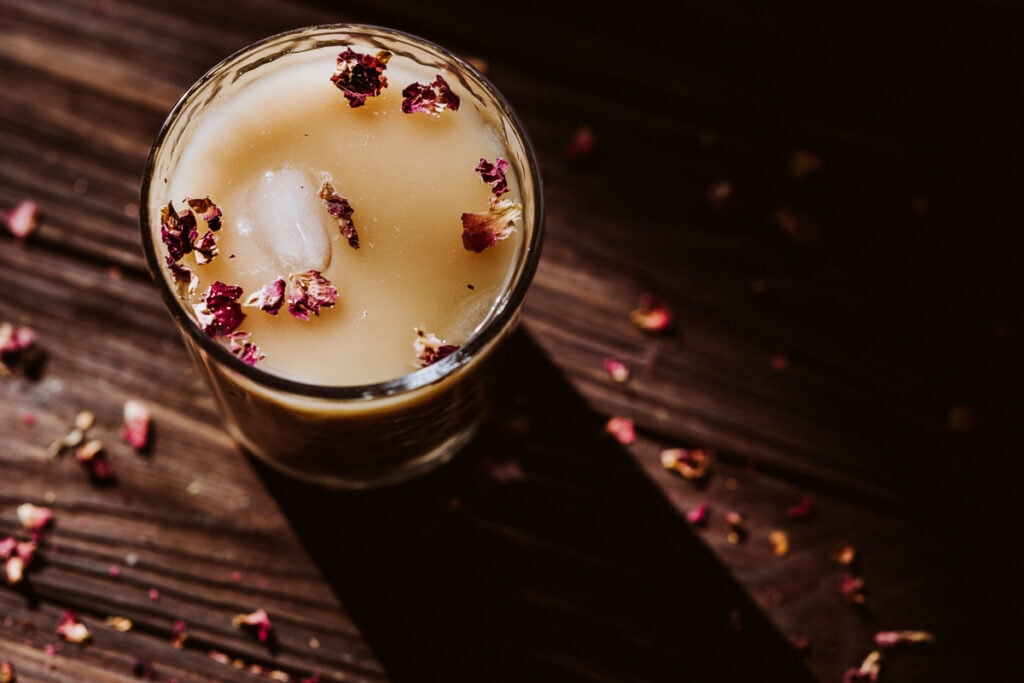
[140,24,544,488]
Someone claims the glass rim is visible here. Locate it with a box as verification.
[139,22,544,401]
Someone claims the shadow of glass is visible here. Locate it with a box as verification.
[250,327,817,682]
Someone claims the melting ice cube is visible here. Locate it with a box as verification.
[238,167,332,274]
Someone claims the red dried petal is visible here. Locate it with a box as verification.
[787,496,815,519]
[331,48,391,107]
[318,180,358,248]
[630,293,673,333]
[838,573,867,604]
[461,198,520,252]
[233,608,273,643]
[16,503,53,533]
[286,270,338,321]
[160,202,197,262]
[119,399,151,451]
[874,630,935,648]
[660,447,712,481]
[186,196,223,231]
[602,357,630,383]
[604,416,636,445]
[414,329,460,367]
[686,502,710,526]
[56,611,91,644]
[0,322,37,355]
[475,157,509,197]
[192,230,219,265]
[194,281,246,336]
[843,650,881,683]
[245,278,286,315]
[401,75,461,114]
[4,199,40,241]
[565,125,595,160]
[227,331,265,366]
[166,257,199,298]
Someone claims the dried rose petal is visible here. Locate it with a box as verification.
[233,608,273,643]
[245,278,286,315]
[461,197,521,253]
[660,447,712,481]
[194,281,245,337]
[331,48,391,107]
[565,125,595,160]
[119,399,151,451]
[186,196,222,231]
[475,157,509,197]
[318,180,358,248]
[772,208,820,245]
[192,230,219,265]
[686,502,710,526]
[76,440,115,481]
[3,199,40,241]
[725,511,748,544]
[787,496,815,519]
[0,322,37,355]
[769,530,790,557]
[172,619,188,649]
[131,657,155,679]
[287,270,338,320]
[166,257,199,298]
[1,659,14,683]
[105,616,133,632]
[401,75,460,115]
[602,357,630,383]
[56,611,91,644]
[874,630,935,648]
[604,416,636,445]
[833,544,858,567]
[16,503,53,533]
[3,555,25,585]
[838,573,867,604]
[843,650,881,683]
[160,202,197,262]
[227,331,264,366]
[630,293,673,333]
[789,149,823,179]
[414,329,460,367]
[708,180,734,207]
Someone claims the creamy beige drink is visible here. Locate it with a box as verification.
[141,26,543,487]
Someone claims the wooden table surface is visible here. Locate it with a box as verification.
[2,1,1021,681]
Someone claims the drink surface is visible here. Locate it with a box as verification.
[162,46,522,386]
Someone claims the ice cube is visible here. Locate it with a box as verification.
[238,167,332,274]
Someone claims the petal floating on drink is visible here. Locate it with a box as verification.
[461,197,521,253]
[475,157,509,197]
[186,196,222,231]
[401,75,460,115]
[414,329,460,367]
[245,277,286,315]
[160,201,197,261]
[331,48,391,108]
[193,281,245,337]
[318,179,358,249]
[286,270,337,321]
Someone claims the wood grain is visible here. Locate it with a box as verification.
[2,0,1021,681]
